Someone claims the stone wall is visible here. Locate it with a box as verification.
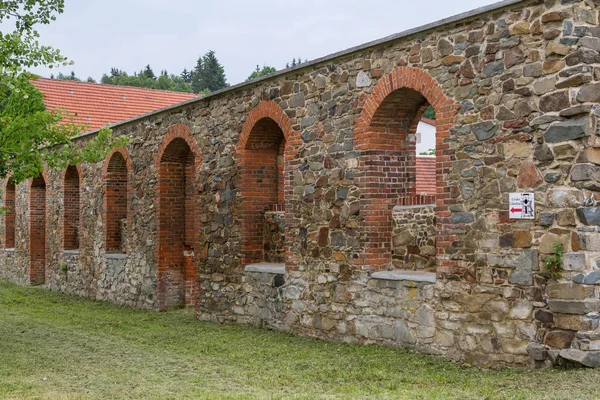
[1,0,600,368]
[264,211,285,263]
[391,205,437,271]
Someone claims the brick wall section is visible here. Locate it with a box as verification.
[105,152,128,252]
[63,166,80,250]
[416,156,437,196]
[4,180,15,249]
[354,67,459,271]
[238,101,299,266]
[156,124,201,310]
[29,176,46,285]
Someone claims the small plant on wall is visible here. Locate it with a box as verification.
[544,242,564,279]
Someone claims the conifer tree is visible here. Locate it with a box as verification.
[191,50,228,93]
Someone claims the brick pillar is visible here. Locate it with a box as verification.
[157,133,199,310]
[63,166,80,250]
[4,180,15,249]
[105,153,128,252]
[30,177,46,285]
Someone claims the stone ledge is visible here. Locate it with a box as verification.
[371,269,437,283]
[4,248,15,252]
[63,250,80,255]
[106,253,127,260]
[244,263,286,275]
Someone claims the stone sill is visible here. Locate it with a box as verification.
[106,253,127,260]
[393,204,435,211]
[63,250,80,255]
[244,263,286,275]
[371,269,436,283]
[4,248,15,252]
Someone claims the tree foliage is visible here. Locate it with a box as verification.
[0,1,128,183]
[247,65,277,81]
[423,105,436,120]
[100,66,193,93]
[191,50,228,93]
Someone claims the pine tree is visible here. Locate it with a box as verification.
[190,50,228,93]
[110,68,124,78]
[191,56,204,94]
[142,65,156,80]
[180,69,192,84]
[201,50,228,92]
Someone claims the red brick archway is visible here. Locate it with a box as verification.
[155,124,202,310]
[62,164,83,251]
[29,174,48,285]
[103,148,133,253]
[237,101,300,266]
[353,66,460,272]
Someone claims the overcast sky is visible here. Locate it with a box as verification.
[29,0,499,86]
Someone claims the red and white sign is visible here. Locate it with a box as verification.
[509,193,535,220]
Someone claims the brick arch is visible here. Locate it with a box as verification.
[62,164,83,251]
[155,123,202,168]
[237,101,301,267]
[155,124,202,310]
[29,173,48,285]
[238,101,296,154]
[353,66,460,273]
[102,148,133,180]
[103,148,132,254]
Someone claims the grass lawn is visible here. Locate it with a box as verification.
[1,281,599,399]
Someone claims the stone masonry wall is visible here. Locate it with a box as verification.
[264,211,285,263]
[391,205,437,271]
[1,0,600,368]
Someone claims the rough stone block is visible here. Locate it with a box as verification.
[548,299,600,315]
[559,349,600,368]
[545,330,575,349]
[577,208,600,225]
[562,253,586,271]
[527,343,548,361]
[547,282,595,300]
[509,249,538,286]
[544,116,589,143]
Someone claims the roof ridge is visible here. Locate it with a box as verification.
[32,77,199,97]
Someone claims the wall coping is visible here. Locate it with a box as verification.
[393,204,436,211]
[106,253,127,260]
[63,250,80,255]
[244,263,286,275]
[371,270,436,283]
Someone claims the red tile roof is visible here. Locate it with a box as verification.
[30,78,198,132]
[416,156,436,196]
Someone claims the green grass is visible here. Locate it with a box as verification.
[0,281,599,399]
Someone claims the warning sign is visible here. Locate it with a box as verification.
[509,193,535,220]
